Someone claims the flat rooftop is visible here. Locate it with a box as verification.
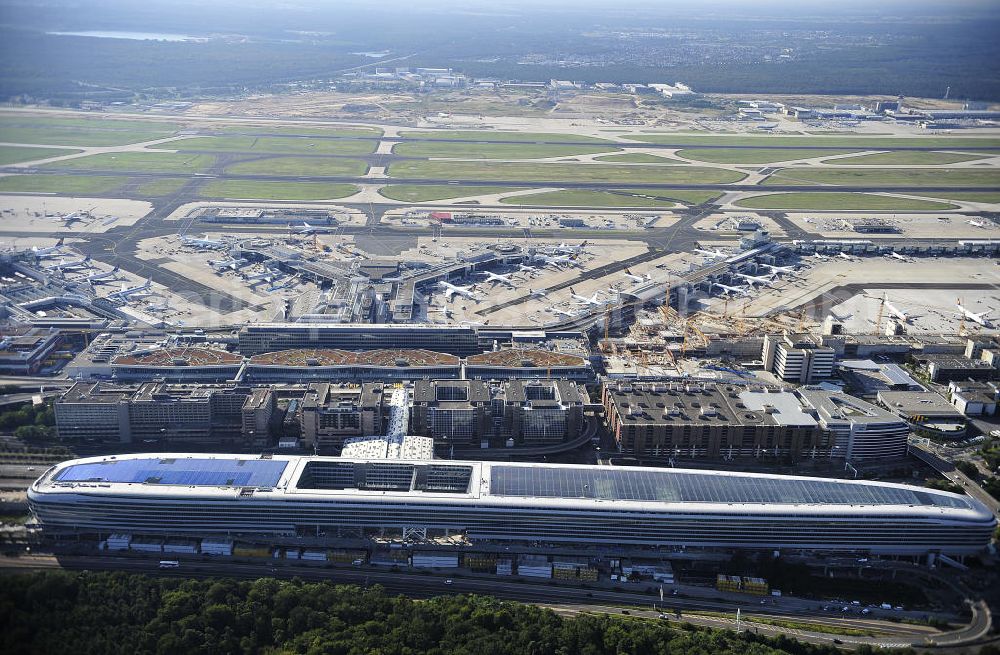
[250,348,460,367]
[113,347,242,367]
[466,348,588,367]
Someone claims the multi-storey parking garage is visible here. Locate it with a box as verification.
[29,454,996,556]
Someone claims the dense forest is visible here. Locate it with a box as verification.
[0,571,913,655]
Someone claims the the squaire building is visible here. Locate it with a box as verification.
[28,454,996,556]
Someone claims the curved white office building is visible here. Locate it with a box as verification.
[28,454,996,556]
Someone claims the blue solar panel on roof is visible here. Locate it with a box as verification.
[55,458,288,487]
[489,466,968,509]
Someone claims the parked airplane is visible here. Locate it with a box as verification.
[108,278,152,300]
[967,219,989,228]
[882,294,910,323]
[837,252,856,261]
[570,287,604,306]
[31,238,66,259]
[480,272,516,287]
[529,289,547,297]
[888,252,912,262]
[85,266,120,284]
[517,264,537,273]
[956,300,992,328]
[267,280,295,293]
[734,272,775,287]
[181,235,226,249]
[623,268,650,283]
[809,253,830,261]
[209,258,248,272]
[537,254,577,268]
[289,221,329,235]
[552,240,588,254]
[549,306,579,317]
[695,247,728,259]
[145,297,171,313]
[46,256,91,272]
[712,282,751,297]
[437,281,478,301]
[762,263,797,275]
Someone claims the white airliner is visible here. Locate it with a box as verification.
[712,282,751,297]
[46,256,91,272]
[553,240,588,254]
[145,297,171,313]
[290,222,329,235]
[734,272,775,287]
[956,300,992,328]
[517,264,537,273]
[623,268,650,283]
[570,287,604,306]
[881,294,909,323]
[31,239,66,259]
[529,289,547,297]
[181,235,226,249]
[809,253,830,261]
[537,254,577,268]
[437,281,478,301]
[762,263,797,275]
[695,248,728,259]
[109,278,153,300]
[967,219,989,228]
[837,252,856,261]
[85,266,120,284]
[549,306,580,317]
[480,272,516,287]
[209,258,246,272]
[888,252,911,262]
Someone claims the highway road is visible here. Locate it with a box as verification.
[0,552,982,650]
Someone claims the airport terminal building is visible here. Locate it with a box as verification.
[29,454,996,557]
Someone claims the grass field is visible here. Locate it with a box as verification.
[0,126,176,147]
[628,134,1000,149]
[909,192,1000,203]
[159,136,376,156]
[224,156,368,177]
[676,148,860,164]
[734,192,958,210]
[44,152,216,173]
[216,125,382,138]
[0,174,126,195]
[0,114,181,131]
[389,160,745,185]
[393,141,620,160]
[499,189,716,207]
[0,146,81,165]
[401,130,616,144]
[133,178,189,197]
[197,180,359,201]
[378,185,525,202]
[822,151,992,165]
[764,168,1000,187]
[593,153,679,163]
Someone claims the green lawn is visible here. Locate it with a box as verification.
[909,192,1000,203]
[388,160,745,185]
[378,185,525,202]
[133,178,189,197]
[198,180,359,201]
[676,148,860,164]
[822,151,992,165]
[0,146,81,165]
[0,126,176,147]
[0,114,181,131]
[224,156,368,177]
[158,136,376,156]
[593,153,679,163]
[627,134,1000,149]
[401,130,615,143]
[734,192,958,210]
[393,141,620,160]
[44,152,216,173]
[764,168,1000,187]
[216,124,382,137]
[0,174,127,195]
[499,189,715,207]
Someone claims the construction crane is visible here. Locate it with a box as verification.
[873,293,885,336]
